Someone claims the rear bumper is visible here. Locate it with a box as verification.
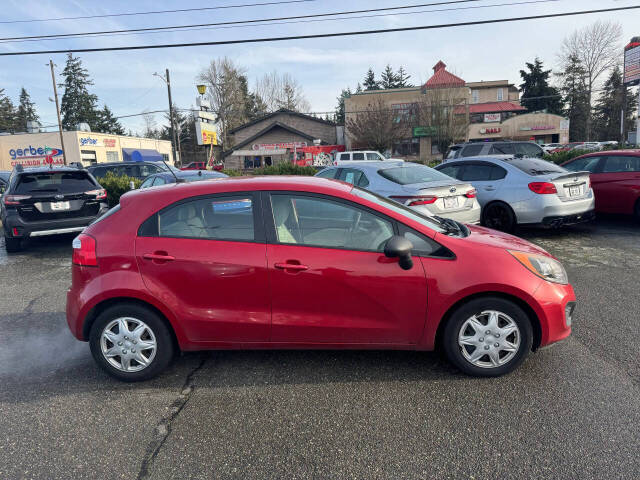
[522,209,595,228]
[3,205,108,238]
[513,194,595,225]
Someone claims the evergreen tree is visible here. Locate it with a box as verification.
[592,66,637,142]
[557,54,590,141]
[380,64,398,89]
[355,83,362,93]
[363,68,379,90]
[94,105,124,135]
[395,66,413,87]
[15,87,39,131]
[519,58,563,114]
[335,87,352,124]
[59,53,99,130]
[0,89,16,133]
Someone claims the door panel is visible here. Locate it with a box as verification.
[268,244,428,344]
[591,156,640,214]
[136,237,270,343]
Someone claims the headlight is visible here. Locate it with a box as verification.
[508,250,568,284]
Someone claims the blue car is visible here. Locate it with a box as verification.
[139,169,228,189]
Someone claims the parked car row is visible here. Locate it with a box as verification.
[544,141,619,154]
[446,141,544,159]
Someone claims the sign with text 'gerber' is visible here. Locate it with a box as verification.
[195,121,217,146]
[9,145,64,167]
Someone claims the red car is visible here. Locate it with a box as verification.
[562,150,640,220]
[180,161,206,171]
[67,177,575,381]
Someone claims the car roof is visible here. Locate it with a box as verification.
[574,149,640,158]
[442,155,514,164]
[89,161,162,167]
[331,161,404,169]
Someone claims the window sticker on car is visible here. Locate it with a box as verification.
[211,199,252,213]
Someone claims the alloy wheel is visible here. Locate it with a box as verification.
[457,310,521,368]
[100,317,157,372]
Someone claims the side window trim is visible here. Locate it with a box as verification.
[137,191,265,243]
[262,191,397,252]
[396,223,455,259]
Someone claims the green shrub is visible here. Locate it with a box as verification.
[543,149,591,165]
[221,169,244,177]
[96,171,142,207]
[252,163,318,176]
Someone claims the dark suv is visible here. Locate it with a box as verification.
[87,161,170,180]
[1,166,108,252]
[446,141,544,160]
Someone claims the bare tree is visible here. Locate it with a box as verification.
[419,86,469,156]
[142,111,160,139]
[559,20,622,140]
[198,57,251,148]
[255,71,311,113]
[346,98,408,153]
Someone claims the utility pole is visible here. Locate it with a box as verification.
[49,59,66,165]
[154,69,179,166]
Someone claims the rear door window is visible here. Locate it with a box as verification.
[460,144,483,157]
[515,143,544,158]
[15,171,97,194]
[352,152,365,161]
[461,163,493,181]
[437,164,463,180]
[564,156,602,173]
[489,143,515,155]
[602,155,640,172]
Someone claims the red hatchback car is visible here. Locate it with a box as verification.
[562,150,640,220]
[66,177,576,381]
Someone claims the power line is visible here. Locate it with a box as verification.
[0,0,559,45]
[0,0,318,25]
[0,1,484,42]
[0,5,637,57]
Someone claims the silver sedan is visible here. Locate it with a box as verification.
[435,155,595,231]
[315,161,481,224]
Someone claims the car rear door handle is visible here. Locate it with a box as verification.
[274,262,309,271]
[484,186,496,191]
[143,253,175,262]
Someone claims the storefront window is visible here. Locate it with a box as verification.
[392,138,420,157]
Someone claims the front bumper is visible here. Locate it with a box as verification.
[3,205,108,239]
[533,280,576,348]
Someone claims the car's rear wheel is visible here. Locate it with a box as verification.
[482,202,516,232]
[89,304,174,382]
[4,235,22,253]
[634,198,640,223]
[443,297,533,377]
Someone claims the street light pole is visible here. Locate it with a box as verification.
[49,59,66,165]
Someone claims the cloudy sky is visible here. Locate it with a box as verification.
[0,0,637,134]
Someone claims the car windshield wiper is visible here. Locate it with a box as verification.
[433,216,463,236]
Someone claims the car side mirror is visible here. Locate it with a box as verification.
[384,235,414,270]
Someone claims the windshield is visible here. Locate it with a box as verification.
[503,158,567,176]
[378,165,454,185]
[351,187,445,233]
[15,171,97,194]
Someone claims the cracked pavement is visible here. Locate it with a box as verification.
[0,218,639,479]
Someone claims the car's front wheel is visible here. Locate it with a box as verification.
[89,304,175,382]
[443,297,533,377]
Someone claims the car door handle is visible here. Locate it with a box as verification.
[274,262,309,271]
[143,253,175,262]
[484,186,496,191]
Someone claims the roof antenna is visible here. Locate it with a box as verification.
[161,156,184,183]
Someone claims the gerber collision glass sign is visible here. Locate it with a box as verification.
[9,145,64,166]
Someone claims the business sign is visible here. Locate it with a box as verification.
[623,39,640,86]
[412,126,438,137]
[195,121,217,145]
[479,127,501,135]
[252,142,307,150]
[197,110,216,122]
[520,125,555,131]
[79,137,117,148]
[483,113,501,123]
[560,119,570,131]
[9,145,64,167]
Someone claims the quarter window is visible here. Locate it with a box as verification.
[158,196,254,241]
[338,168,369,187]
[270,194,393,252]
[315,168,338,179]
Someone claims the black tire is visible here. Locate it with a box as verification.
[481,201,516,233]
[89,303,175,382]
[4,236,22,253]
[442,297,533,377]
[634,199,640,224]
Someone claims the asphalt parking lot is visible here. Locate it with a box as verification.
[0,219,639,480]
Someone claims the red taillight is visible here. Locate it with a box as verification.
[390,195,438,206]
[464,189,477,198]
[528,182,557,194]
[72,234,98,266]
[86,188,107,200]
[3,194,31,205]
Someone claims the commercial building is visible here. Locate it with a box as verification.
[223,109,342,169]
[0,130,173,171]
[345,61,569,162]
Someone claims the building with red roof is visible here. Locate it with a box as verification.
[344,60,569,162]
